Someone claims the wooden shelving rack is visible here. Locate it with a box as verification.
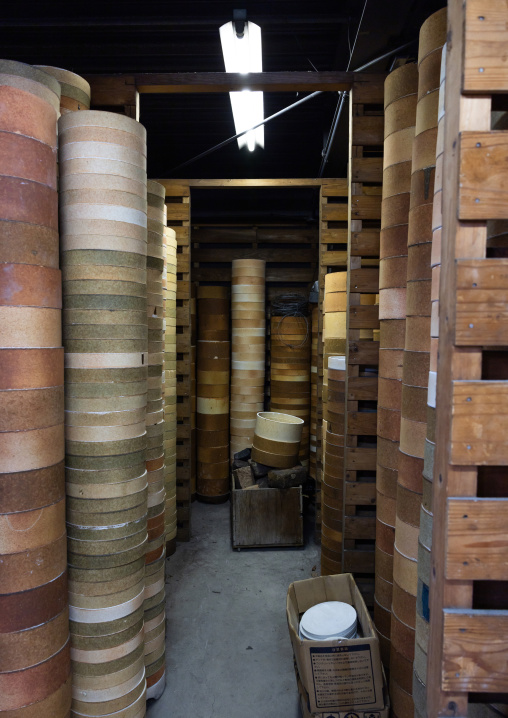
[317,179,349,542]
[343,75,384,607]
[164,183,193,542]
[427,1,508,714]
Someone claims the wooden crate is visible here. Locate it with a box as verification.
[427,1,508,714]
[231,477,303,549]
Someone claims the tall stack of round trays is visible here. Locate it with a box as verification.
[144,181,166,699]
[375,61,418,671]
[320,271,347,576]
[59,109,149,716]
[190,287,197,499]
[163,225,178,553]
[391,9,446,718]
[322,271,348,440]
[413,44,446,718]
[196,286,230,501]
[321,356,346,576]
[230,259,266,458]
[35,66,91,114]
[270,313,311,466]
[309,306,319,479]
[0,60,71,718]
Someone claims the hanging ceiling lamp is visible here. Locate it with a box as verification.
[220,10,264,151]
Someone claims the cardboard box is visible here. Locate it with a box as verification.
[287,573,385,715]
[295,662,389,718]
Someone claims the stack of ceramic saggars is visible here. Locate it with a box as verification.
[251,412,303,468]
[322,271,348,441]
[375,61,418,671]
[270,313,311,466]
[163,225,178,553]
[309,305,319,479]
[35,65,91,114]
[0,60,71,717]
[59,109,149,716]
[413,39,447,718]
[144,181,167,699]
[230,259,266,458]
[321,356,347,576]
[320,270,347,577]
[190,287,197,499]
[196,287,230,502]
[391,10,446,718]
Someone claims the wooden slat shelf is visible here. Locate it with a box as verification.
[340,74,384,608]
[166,182,193,542]
[428,1,508,714]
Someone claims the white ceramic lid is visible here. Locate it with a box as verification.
[328,356,346,371]
[299,601,357,641]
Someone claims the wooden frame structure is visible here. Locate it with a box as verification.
[428,1,508,714]
[88,73,385,550]
[158,177,347,540]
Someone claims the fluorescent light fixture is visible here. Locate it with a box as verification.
[220,18,264,151]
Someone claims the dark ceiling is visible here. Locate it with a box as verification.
[0,0,445,220]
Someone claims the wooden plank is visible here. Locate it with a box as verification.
[345,448,377,471]
[348,305,380,330]
[193,247,313,263]
[344,481,376,506]
[442,610,508,692]
[159,182,190,197]
[427,0,491,713]
[343,549,375,573]
[321,180,349,197]
[191,266,315,282]
[352,74,386,104]
[87,76,137,106]
[256,227,318,243]
[463,0,508,93]
[186,178,328,188]
[350,195,382,220]
[352,115,384,146]
[450,380,508,464]
[344,516,376,539]
[351,230,380,257]
[347,411,378,435]
[456,258,508,344]
[459,131,508,218]
[446,498,508,580]
[192,227,317,244]
[321,203,349,222]
[130,71,354,93]
[320,250,348,267]
[231,482,303,548]
[351,158,384,183]
[347,377,378,401]
[348,340,380,365]
[166,204,190,222]
[350,268,380,293]
[321,229,349,244]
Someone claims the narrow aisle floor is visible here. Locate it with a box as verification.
[147,501,320,718]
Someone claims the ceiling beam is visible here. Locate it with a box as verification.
[157,178,347,192]
[86,71,354,100]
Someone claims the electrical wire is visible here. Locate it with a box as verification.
[319,0,368,176]
[271,293,310,348]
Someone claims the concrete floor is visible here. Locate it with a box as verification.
[147,500,320,718]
